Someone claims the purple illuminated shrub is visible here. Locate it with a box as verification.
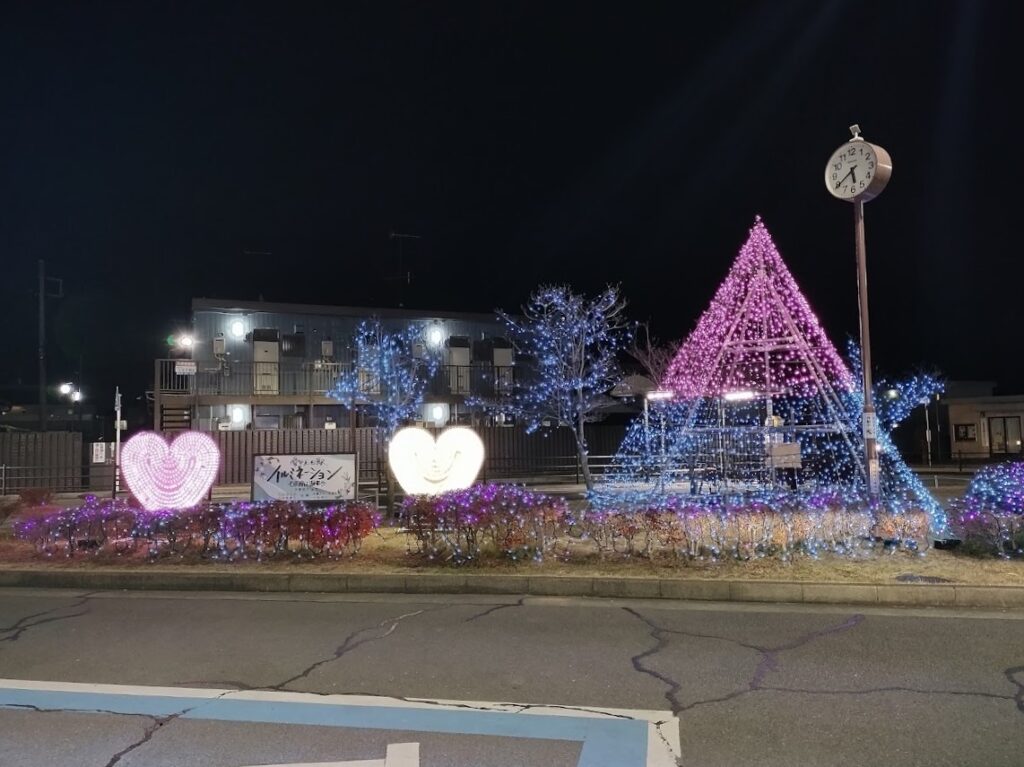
[14,495,379,560]
[401,484,569,564]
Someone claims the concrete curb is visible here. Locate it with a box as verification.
[1,568,1023,608]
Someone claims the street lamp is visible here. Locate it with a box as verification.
[55,383,83,431]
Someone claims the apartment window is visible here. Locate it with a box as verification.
[988,416,1022,454]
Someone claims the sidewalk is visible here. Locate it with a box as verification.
[2,565,1023,609]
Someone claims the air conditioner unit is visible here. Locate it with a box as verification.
[252,329,280,395]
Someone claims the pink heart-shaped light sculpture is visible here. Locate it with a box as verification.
[121,431,220,510]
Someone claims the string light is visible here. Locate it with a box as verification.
[401,483,569,564]
[476,284,630,488]
[121,432,220,511]
[952,462,1024,558]
[14,497,379,560]
[329,319,441,441]
[603,217,947,541]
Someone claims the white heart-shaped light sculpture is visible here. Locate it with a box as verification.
[388,426,485,496]
[121,431,221,510]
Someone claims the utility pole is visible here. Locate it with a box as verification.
[37,261,64,432]
[387,232,420,307]
[38,261,45,431]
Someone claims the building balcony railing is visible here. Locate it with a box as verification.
[156,360,348,397]
[155,359,518,400]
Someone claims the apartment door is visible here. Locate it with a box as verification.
[988,416,1022,455]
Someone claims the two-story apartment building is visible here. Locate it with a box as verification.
[152,298,516,432]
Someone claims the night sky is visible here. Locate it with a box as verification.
[2,1,1020,416]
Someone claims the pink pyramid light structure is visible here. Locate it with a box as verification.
[608,217,944,523]
[663,217,854,400]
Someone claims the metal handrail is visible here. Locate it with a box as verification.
[156,359,518,399]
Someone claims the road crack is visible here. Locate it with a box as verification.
[623,607,685,714]
[0,593,95,643]
[101,713,176,767]
[272,606,446,690]
[1005,666,1024,713]
[623,607,864,714]
[762,684,1018,704]
[98,689,239,766]
[463,596,526,623]
[624,607,1024,719]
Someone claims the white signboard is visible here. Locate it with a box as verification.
[91,442,107,464]
[175,360,197,375]
[767,442,802,469]
[252,453,356,502]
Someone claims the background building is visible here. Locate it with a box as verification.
[152,298,516,432]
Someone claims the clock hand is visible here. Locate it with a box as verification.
[834,168,853,190]
[849,165,858,184]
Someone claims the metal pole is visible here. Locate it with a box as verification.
[114,387,122,497]
[659,407,666,492]
[643,397,650,465]
[38,260,47,432]
[854,200,880,496]
[923,402,932,468]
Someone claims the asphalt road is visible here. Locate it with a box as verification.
[1,588,1022,767]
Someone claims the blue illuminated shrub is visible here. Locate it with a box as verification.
[951,463,1024,558]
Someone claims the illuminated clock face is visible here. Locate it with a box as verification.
[825,141,877,200]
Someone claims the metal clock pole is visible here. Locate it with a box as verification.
[853,197,880,495]
[825,124,891,498]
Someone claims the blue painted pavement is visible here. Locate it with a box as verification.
[0,684,649,767]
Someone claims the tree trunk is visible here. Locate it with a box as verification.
[576,410,594,491]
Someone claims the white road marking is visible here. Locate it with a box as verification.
[241,741,420,767]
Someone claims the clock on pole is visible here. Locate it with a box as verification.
[825,124,892,497]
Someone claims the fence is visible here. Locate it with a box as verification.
[0,432,84,493]
[0,424,628,497]
[199,424,627,486]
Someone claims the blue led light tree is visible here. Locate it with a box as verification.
[484,285,630,490]
[328,319,440,443]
